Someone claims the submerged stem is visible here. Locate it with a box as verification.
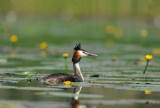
[12,42,15,49]
[143,60,149,74]
[27,75,32,82]
[65,58,68,71]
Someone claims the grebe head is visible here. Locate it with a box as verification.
[72,44,97,63]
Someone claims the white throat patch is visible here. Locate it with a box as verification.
[78,50,87,57]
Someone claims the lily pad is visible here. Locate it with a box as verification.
[0,59,7,63]
[90,74,99,77]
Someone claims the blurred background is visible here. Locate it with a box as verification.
[1,1,160,107]
[0,0,160,48]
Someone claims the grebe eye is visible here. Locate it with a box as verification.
[83,51,86,54]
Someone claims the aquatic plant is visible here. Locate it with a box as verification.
[20,71,38,82]
[106,25,115,34]
[114,27,123,38]
[141,29,148,37]
[145,55,152,60]
[143,55,152,74]
[62,53,69,71]
[40,41,48,50]
[152,48,160,55]
[10,35,18,49]
[90,74,99,77]
[145,91,151,95]
[64,81,72,85]
[40,41,48,56]
[112,57,117,62]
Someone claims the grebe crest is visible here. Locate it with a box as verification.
[42,43,97,85]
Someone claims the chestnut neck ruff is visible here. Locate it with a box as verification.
[72,50,84,81]
[72,50,81,64]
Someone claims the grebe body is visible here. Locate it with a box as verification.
[42,44,97,85]
[42,73,82,82]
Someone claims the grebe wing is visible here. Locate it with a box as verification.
[42,73,82,84]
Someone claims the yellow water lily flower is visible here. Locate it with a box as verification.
[63,53,69,70]
[141,29,148,37]
[10,35,18,43]
[64,81,72,85]
[145,91,151,95]
[62,53,69,58]
[40,41,48,50]
[143,55,152,74]
[112,57,117,61]
[114,27,123,38]
[145,55,152,60]
[106,25,115,34]
[152,48,160,55]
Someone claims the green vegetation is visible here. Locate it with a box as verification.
[90,74,100,77]
[0,0,160,108]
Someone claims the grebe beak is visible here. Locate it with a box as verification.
[87,53,98,56]
[80,50,98,57]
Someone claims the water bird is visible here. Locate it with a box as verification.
[42,44,97,85]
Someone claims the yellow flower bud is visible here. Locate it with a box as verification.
[152,48,160,55]
[114,27,123,38]
[62,53,69,58]
[40,41,48,50]
[10,35,18,43]
[145,91,151,95]
[106,25,115,34]
[141,29,148,37]
[64,81,72,85]
[145,55,152,60]
[112,57,117,61]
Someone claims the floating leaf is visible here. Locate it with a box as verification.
[90,74,99,77]
[0,59,7,63]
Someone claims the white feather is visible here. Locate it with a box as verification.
[79,50,87,57]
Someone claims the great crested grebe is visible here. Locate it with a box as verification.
[42,44,97,85]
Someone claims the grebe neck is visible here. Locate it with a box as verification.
[73,62,84,81]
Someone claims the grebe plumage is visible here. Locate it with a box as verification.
[42,44,97,85]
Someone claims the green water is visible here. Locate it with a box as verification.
[0,17,160,108]
[0,42,160,108]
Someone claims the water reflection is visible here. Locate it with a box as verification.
[72,86,97,108]
[71,86,82,108]
[43,81,88,108]
[10,50,17,56]
[42,80,60,86]
[40,50,47,57]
